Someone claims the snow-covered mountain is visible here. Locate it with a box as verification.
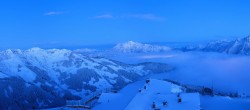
[0,48,174,109]
[113,41,171,53]
[181,36,250,55]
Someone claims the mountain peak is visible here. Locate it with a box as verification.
[113,41,171,53]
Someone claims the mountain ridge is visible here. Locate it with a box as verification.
[0,48,174,109]
[113,41,171,53]
[181,36,250,55]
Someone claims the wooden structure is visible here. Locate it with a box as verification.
[66,91,102,109]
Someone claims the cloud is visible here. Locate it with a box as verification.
[44,11,65,16]
[93,14,113,19]
[92,13,164,21]
[138,55,175,59]
[113,51,250,94]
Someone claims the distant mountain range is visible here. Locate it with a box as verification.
[0,48,174,109]
[112,36,250,55]
[181,36,250,55]
[113,41,171,53]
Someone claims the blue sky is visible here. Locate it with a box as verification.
[1,0,250,49]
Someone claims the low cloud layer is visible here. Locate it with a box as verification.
[106,52,250,95]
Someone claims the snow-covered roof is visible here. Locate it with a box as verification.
[94,79,201,110]
[125,93,200,110]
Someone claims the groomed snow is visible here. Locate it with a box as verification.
[93,81,145,110]
[94,79,200,110]
[125,79,200,110]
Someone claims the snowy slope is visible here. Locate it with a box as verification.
[94,79,200,110]
[113,41,171,53]
[93,81,145,110]
[124,79,200,110]
[0,48,174,109]
[93,79,250,110]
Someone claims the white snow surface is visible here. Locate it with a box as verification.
[94,79,200,110]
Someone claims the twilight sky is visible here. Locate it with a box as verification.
[0,0,250,49]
